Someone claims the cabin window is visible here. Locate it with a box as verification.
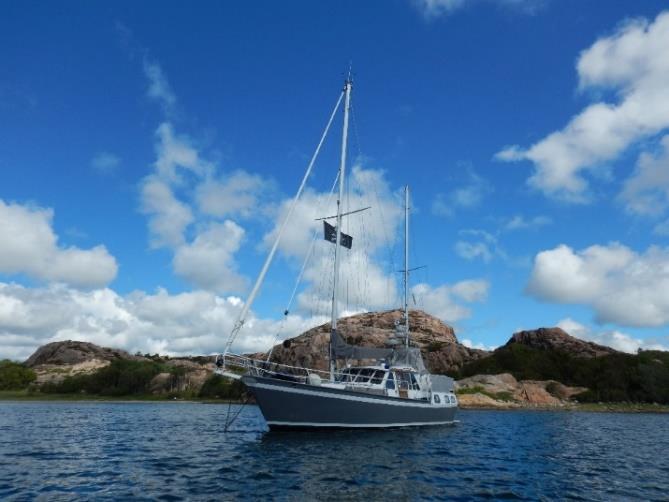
[339,368,359,383]
[386,372,395,390]
[434,394,441,404]
[409,373,419,390]
[371,370,385,385]
[355,368,376,383]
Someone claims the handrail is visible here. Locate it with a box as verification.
[220,353,391,386]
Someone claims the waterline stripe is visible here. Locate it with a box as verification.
[267,420,458,428]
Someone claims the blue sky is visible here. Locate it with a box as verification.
[2,0,669,359]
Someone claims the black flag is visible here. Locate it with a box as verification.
[323,221,353,249]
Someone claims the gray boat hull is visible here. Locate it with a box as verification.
[241,375,457,430]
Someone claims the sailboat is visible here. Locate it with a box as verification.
[215,77,458,430]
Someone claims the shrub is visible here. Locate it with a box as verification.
[0,360,37,390]
[458,345,669,404]
[42,359,175,396]
[198,375,245,400]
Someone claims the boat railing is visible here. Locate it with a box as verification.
[220,353,331,383]
[219,353,388,389]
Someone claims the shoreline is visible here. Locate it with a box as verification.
[2,391,668,413]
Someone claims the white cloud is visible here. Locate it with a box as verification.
[0,200,117,288]
[504,214,552,231]
[153,122,212,183]
[412,280,489,323]
[91,152,120,175]
[265,164,403,312]
[143,59,176,112]
[454,229,512,264]
[196,170,268,219]
[557,317,669,353]
[620,134,669,216]
[461,338,497,351]
[140,120,259,293]
[172,221,247,293]
[496,11,669,201]
[413,0,546,18]
[140,176,193,248]
[432,168,491,217]
[0,282,328,361]
[528,242,669,327]
[414,0,466,18]
[455,241,493,263]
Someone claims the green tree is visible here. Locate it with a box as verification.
[0,360,37,390]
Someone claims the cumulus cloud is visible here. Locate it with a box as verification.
[91,152,120,175]
[0,282,328,361]
[496,11,669,201]
[528,242,669,327]
[432,168,491,217]
[172,221,247,293]
[141,177,194,248]
[412,280,489,323]
[557,317,669,353]
[139,120,266,293]
[153,122,212,183]
[620,134,669,216]
[0,200,117,288]
[196,170,268,219]
[265,164,403,316]
[143,59,176,112]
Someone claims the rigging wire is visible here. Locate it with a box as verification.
[350,101,399,309]
[265,171,340,361]
[221,90,344,356]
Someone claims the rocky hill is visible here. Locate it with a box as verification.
[264,309,489,374]
[507,328,618,358]
[26,340,142,367]
[24,340,214,392]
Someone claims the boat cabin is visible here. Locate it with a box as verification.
[328,365,456,405]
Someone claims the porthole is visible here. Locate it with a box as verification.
[434,394,441,404]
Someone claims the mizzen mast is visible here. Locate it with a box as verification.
[404,185,410,348]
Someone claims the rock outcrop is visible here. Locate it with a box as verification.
[265,309,489,374]
[25,341,146,385]
[25,340,141,367]
[507,328,618,358]
[455,373,588,408]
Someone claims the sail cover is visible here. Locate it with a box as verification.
[331,330,392,360]
[331,330,428,374]
[323,221,353,249]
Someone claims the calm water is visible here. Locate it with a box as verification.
[1,402,668,500]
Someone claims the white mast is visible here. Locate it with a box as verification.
[329,77,352,381]
[404,185,410,348]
